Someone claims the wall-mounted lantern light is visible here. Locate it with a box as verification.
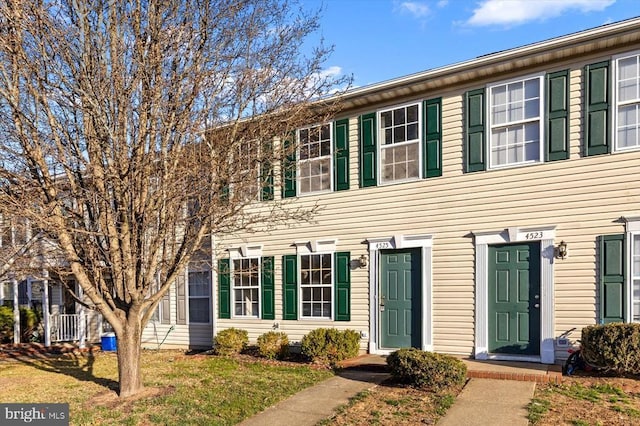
[555,240,568,260]
[358,254,368,268]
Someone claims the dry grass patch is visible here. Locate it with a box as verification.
[320,379,463,425]
[530,376,640,425]
[0,349,332,425]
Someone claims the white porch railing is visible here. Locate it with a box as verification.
[49,314,91,342]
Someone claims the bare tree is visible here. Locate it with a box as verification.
[0,0,346,397]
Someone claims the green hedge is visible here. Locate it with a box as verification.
[257,331,289,360]
[387,348,467,392]
[0,306,41,343]
[0,306,13,343]
[582,323,640,375]
[300,328,360,365]
[214,328,248,356]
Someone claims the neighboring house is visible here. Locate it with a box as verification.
[142,17,639,364]
[0,216,102,345]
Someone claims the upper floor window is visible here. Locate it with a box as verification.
[233,257,260,318]
[488,75,543,168]
[298,124,332,194]
[614,52,640,151]
[378,103,421,183]
[236,140,261,201]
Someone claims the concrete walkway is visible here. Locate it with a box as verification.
[438,378,535,426]
[238,355,562,426]
[237,369,389,426]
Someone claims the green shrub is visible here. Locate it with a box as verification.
[0,306,42,343]
[0,305,13,343]
[20,307,41,342]
[300,328,360,365]
[214,328,248,356]
[387,348,467,391]
[581,323,640,375]
[257,331,289,360]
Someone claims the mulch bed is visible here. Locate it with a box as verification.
[0,342,96,360]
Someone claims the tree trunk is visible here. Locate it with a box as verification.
[116,323,143,398]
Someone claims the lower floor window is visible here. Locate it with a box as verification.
[188,270,211,323]
[233,258,260,317]
[300,253,332,318]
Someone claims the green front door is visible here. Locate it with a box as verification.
[488,243,541,355]
[380,249,421,349]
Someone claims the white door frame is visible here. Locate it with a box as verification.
[473,226,556,364]
[366,234,433,355]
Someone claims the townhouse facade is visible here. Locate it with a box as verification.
[141,18,640,364]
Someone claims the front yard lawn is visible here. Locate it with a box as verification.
[529,376,640,425]
[0,349,333,425]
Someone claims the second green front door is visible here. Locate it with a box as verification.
[380,249,421,349]
[488,243,541,355]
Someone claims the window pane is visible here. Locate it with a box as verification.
[393,108,405,125]
[384,128,393,145]
[394,125,405,143]
[381,111,392,128]
[189,299,209,323]
[407,123,418,141]
[407,105,418,122]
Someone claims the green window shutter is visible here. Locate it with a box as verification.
[359,113,377,187]
[218,259,231,319]
[465,89,486,172]
[334,119,350,191]
[176,273,186,325]
[423,98,442,178]
[546,70,570,161]
[584,61,610,156]
[282,135,297,198]
[334,252,351,321]
[261,256,275,320]
[282,255,298,320]
[599,234,626,324]
[261,141,274,201]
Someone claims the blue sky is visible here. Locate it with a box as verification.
[303,0,640,88]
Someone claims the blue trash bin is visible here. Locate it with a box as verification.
[101,332,117,351]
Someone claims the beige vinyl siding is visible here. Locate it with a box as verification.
[141,271,214,349]
[211,55,640,360]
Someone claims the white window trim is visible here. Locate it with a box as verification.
[623,216,640,322]
[297,252,334,320]
[187,268,212,325]
[377,101,423,186]
[612,50,640,153]
[486,73,545,170]
[227,245,264,319]
[230,256,261,319]
[294,239,338,320]
[473,225,556,364]
[296,123,333,197]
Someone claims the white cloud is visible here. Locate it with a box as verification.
[466,0,616,27]
[398,2,431,18]
[437,0,449,7]
[316,66,343,79]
